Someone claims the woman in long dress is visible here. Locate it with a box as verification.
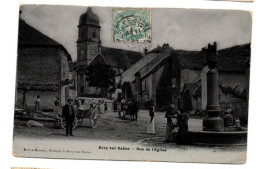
[147,100,156,134]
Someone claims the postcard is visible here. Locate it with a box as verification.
[13,5,251,164]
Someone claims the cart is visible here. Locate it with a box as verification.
[72,106,100,129]
[15,104,100,129]
[49,106,100,129]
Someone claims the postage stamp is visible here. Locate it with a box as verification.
[112,8,152,43]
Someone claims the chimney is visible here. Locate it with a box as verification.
[144,47,148,55]
[162,43,170,53]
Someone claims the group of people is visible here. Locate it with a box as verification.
[52,97,109,136]
[35,95,188,141]
[112,98,139,121]
[147,100,188,143]
[76,98,108,114]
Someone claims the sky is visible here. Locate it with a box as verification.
[20,5,252,61]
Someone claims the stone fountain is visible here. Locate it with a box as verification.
[188,42,247,145]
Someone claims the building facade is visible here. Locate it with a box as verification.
[131,44,174,109]
[130,43,250,111]
[16,18,74,110]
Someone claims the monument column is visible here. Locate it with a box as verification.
[203,42,224,131]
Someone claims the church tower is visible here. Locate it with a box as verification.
[77,7,101,66]
[76,7,101,95]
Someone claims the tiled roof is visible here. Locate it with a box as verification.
[175,50,204,69]
[121,52,158,82]
[139,52,172,79]
[217,43,250,71]
[101,47,143,71]
[176,43,250,71]
[122,45,174,82]
[18,19,71,61]
[18,19,62,46]
[147,45,174,54]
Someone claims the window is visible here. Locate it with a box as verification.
[92,29,96,38]
[81,31,85,38]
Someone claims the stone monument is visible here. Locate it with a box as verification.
[203,42,224,131]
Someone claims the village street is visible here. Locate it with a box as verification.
[14,110,198,141]
[14,109,245,151]
[12,109,246,163]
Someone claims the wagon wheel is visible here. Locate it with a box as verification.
[90,109,99,128]
[60,117,78,130]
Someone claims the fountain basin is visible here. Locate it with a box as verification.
[188,127,247,145]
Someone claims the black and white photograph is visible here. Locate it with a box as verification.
[12,5,251,164]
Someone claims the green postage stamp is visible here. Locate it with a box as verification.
[112,8,152,43]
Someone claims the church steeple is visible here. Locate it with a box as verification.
[76,7,102,95]
[77,7,101,67]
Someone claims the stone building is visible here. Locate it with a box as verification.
[119,43,174,108]
[130,43,250,111]
[76,7,143,98]
[16,18,74,110]
[173,43,250,113]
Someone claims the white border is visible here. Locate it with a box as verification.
[0,0,259,169]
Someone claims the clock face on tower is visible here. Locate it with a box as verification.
[90,49,96,55]
[80,49,85,55]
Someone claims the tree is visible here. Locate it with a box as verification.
[85,64,116,97]
[219,85,247,101]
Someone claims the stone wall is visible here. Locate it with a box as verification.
[16,46,71,108]
[16,89,60,110]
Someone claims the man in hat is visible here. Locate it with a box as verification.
[62,98,76,136]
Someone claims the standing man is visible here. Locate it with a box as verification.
[132,99,139,122]
[62,98,76,136]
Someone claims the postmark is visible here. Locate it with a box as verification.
[112,8,152,43]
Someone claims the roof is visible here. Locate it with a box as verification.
[18,19,72,61]
[78,7,100,27]
[122,44,175,83]
[217,43,250,71]
[176,43,250,71]
[121,52,158,83]
[175,50,204,69]
[147,45,174,54]
[101,47,143,71]
[140,52,172,79]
